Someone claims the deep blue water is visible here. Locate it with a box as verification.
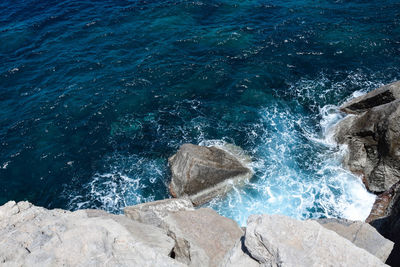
[1,0,400,225]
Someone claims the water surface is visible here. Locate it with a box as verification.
[1,0,400,225]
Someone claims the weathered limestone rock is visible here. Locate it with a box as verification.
[317,218,393,262]
[2,199,396,267]
[340,81,400,114]
[169,143,253,206]
[334,98,400,193]
[160,208,243,266]
[245,214,387,267]
[0,201,184,267]
[124,198,194,227]
[220,237,259,267]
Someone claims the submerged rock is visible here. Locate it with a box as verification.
[317,218,393,262]
[168,143,253,206]
[0,201,184,267]
[244,214,387,267]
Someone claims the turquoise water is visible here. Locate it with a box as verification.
[1,0,399,225]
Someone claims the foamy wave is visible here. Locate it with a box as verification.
[205,74,379,226]
[66,153,169,213]
[66,73,379,225]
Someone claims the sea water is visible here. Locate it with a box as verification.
[1,0,399,225]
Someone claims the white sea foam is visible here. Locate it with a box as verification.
[68,73,379,226]
[205,103,375,226]
[205,74,379,225]
[67,154,168,213]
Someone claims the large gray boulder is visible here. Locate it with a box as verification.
[169,144,253,206]
[244,214,387,267]
[0,201,184,267]
[334,96,400,193]
[317,218,393,262]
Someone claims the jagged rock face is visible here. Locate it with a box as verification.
[169,144,253,206]
[316,218,393,262]
[340,81,400,114]
[0,201,184,267]
[244,214,387,267]
[334,97,400,193]
[334,81,400,266]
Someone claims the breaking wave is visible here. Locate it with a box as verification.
[66,73,380,226]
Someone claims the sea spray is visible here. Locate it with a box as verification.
[205,102,375,226]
